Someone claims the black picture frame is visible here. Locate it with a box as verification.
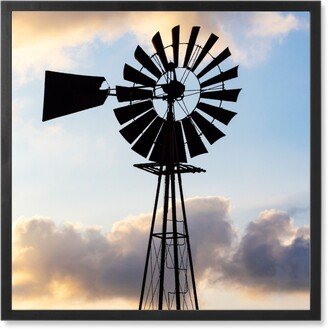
[1,1,321,321]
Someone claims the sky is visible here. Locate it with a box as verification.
[12,11,310,310]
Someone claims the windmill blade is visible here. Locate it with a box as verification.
[148,121,187,163]
[191,33,219,72]
[119,109,157,144]
[173,121,187,163]
[197,47,231,79]
[116,86,153,102]
[113,100,153,124]
[134,46,162,79]
[124,64,157,87]
[42,71,108,121]
[149,122,168,162]
[172,25,180,67]
[191,111,225,144]
[132,117,165,158]
[181,117,208,158]
[196,102,237,125]
[200,88,241,102]
[152,31,169,71]
[200,66,239,88]
[183,26,200,68]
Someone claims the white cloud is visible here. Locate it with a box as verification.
[12,196,309,309]
[12,11,307,84]
[247,12,301,37]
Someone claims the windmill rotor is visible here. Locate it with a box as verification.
[113,25,241,163]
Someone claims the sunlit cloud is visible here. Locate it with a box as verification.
[246,12,301,37]
[13,196,309,310]
[12,11,306,84]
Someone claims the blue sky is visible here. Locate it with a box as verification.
[12,11,310,231]
[12,11,310,309]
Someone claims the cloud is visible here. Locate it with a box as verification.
[220,209,310,291]
[12,196,309,309]
[12,12,306,84]
[247,12,301,37]
[12,197,235,308]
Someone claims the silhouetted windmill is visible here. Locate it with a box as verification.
[42,25,241,310]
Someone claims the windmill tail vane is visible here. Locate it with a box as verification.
[42,25,241,310]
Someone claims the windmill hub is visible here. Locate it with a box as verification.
[153,67,201,120]
[161,80,185,100]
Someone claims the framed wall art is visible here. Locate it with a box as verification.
[1,1,321,321]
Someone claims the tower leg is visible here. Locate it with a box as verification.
[139,168,163,310]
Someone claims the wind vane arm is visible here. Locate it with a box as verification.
[42,69,166,122]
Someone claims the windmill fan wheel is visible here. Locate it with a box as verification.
[113,25,241,163]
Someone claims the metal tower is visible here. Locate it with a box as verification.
[135,94,204,310]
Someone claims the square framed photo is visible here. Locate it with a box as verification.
[1,1,321,321]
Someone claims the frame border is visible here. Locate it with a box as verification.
[1,1,321,321]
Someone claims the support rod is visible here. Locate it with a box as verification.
[158,172,170,310]
[171,171,181,310]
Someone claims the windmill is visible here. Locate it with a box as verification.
[42,25,241,310]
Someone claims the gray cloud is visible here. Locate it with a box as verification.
[220,210,310,291]
[13,198,309,307]
[13,196,235,303]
